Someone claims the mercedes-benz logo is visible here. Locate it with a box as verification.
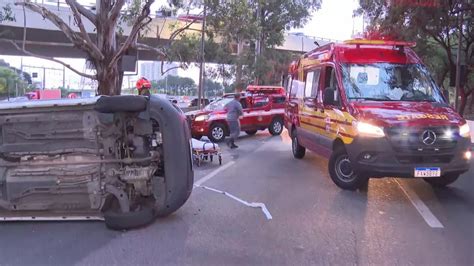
[421,130,437,145]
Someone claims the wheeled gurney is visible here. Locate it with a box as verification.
[191,138,222,166]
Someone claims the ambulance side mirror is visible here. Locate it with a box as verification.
[323,87,335,106]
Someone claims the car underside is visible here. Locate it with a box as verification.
[0,95,193,229]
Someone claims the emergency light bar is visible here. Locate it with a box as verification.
[344,39,416,47]
[246,86,285,95]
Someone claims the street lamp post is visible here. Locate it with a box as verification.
[454,8,463,111]
[197,3,207,110]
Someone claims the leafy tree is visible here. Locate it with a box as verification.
[0,0,199,96]
[0,4,15,23]
[205,0,321,89]
[357,0,474,115]
[0,3,15,38]
[204,78,223,97]
[0,66,29,98]
[154,75,197,95]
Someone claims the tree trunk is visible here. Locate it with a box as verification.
[96,63,121,95]
[117,57,124,95]
[235,40,244,92]
[469,92,474,111]
[458,87,472,117]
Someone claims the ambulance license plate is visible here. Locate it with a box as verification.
[414,167,441,178]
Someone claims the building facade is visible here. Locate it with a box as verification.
[140,62,178,81]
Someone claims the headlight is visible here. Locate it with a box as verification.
[465,151,472,160]
[195,115,209,121]
[356,122,385,138]
[459,123,470,138]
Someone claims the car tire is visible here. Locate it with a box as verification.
[245,130,258,135]
[269,118,284,135]
[291,129,306,159]
[95,95,148,113]
[423,173,460,187]
[329,146,368,190]
[103,201,156,231]
[208,123,226,142]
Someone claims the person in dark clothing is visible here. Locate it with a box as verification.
[224,94,243,149]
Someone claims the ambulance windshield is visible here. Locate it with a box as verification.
[341,63,445,103]
[204,98,233,111]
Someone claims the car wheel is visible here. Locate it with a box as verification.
[103,199,156,231]
[291,129,306,159]
[208,123,226,142]
[245,130,258,135]
[423,173,460,187]
[269,118,284,135]
[329,146,368,190]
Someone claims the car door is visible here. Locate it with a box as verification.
[285,75,298,130]
[298,68,323,150]
[238,97,253,131]
[319,65,346,153]
[249,95,272,128]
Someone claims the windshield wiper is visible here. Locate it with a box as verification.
[348,97,395,101]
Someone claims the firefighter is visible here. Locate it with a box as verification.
[136,77,152,97]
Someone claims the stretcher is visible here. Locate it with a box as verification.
[191,138,222,166]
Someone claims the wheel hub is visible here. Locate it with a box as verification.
[212,127,224,139]
[273,121,282,133]
[336,156,355,182]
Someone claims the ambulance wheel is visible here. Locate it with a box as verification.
[329,147,368,190]
[208,123,226,142]
[423,173,460,187]
[245,130,258,135]
[291,129,305,159]
[269,118,284,135]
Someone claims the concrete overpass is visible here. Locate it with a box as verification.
[0,0,337,61]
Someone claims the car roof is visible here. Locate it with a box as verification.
[292,39,422,73]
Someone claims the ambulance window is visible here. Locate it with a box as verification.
[285,75,293,98]
[304,71,314,97]
[292,79,305,99]
[296,80,305,99]
[289,78,299,98]
[324,66,341,106]
[311,69,321,98]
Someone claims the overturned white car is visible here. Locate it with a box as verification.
[0,95,193,230]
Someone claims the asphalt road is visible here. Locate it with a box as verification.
[0,130,473,266]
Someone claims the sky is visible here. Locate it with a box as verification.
[0,0,364,90]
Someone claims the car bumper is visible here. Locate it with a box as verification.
[189,120,210,137]
[345,136,471,178]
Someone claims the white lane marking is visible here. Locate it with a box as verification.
[194,138,271,186]
[194,184,273,220]
[395,179,444,228]
[194,161,235,186]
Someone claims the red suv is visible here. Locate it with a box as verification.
[186,86,286,142]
